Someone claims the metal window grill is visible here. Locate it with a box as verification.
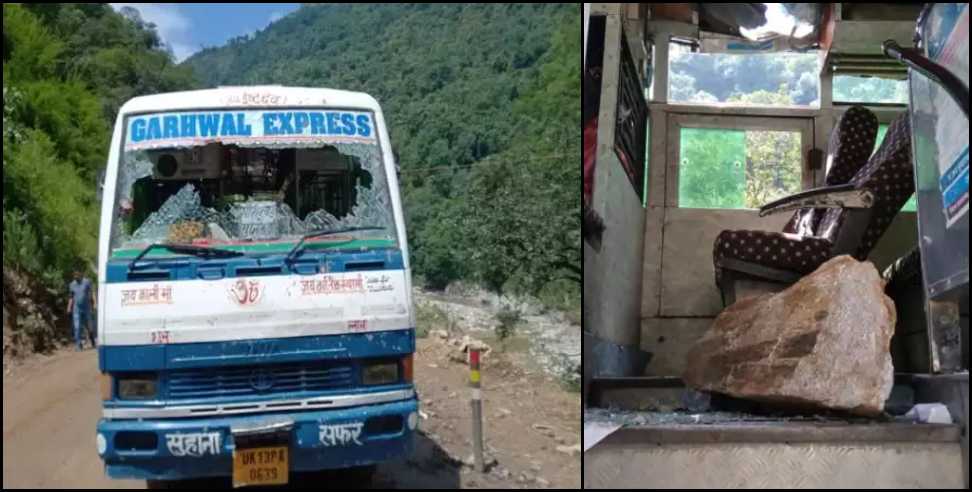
[614,30,648,203]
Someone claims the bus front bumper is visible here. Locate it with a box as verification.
[97,398,418,481]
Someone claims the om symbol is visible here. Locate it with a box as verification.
[230,279,262,305]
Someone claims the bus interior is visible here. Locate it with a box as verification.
[583,3,968,488]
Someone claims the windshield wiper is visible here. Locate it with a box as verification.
[285,226,387,262]
[129,243,244,270]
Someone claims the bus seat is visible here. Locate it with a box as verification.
[781,105,879,236]
[714,111,912,306]
[712,105,878,302]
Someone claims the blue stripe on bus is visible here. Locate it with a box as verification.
[105,248,404,283]
[99,329,415,372]
[99,398,417,480]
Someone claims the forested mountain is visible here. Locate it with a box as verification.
[4,4,196,284]
[4,2,580,342]
[186,4,581,307]
[670,49,908,106]
[3,4,198,350]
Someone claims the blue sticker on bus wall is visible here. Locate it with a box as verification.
[940,148,969,225]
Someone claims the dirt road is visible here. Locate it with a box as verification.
[3,348,139,489]
[3,337,580,489]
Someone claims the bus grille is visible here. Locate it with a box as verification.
[167,361,354,400]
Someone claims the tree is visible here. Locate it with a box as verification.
[677,86,802,209]
[3,3,197,287]
[679,128,747,209]
[728,87,802,207]
[184,3,580,304]
[669,50,820,105]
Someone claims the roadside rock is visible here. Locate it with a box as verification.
[556,444,581,456]
[414,289,580,384]
[445,335,492,364]
[683,255,895,416]
[532,423,556,438]
[457,336,492,357]
[431,329,449,340]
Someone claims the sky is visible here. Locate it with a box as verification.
[739,3,815,41]
[110,3,301,63]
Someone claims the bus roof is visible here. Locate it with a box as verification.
[117,86,382,116]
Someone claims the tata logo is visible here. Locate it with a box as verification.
[250,369,275,392]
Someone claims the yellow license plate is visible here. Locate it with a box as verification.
[232,446,289,488]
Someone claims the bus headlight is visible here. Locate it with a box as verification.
[117,374,158,399]
[96,433,107,456]
[362,361,399,386]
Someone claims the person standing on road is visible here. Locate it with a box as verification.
[67,268,97,351]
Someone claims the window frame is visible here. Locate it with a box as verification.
[666,111,815,209]
[831,74,910,105]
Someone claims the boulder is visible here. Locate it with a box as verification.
[684,255,895,416]
[448,335,492,364]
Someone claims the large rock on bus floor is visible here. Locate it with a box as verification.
[684,255,896,417]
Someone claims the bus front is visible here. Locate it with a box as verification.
[95,89,418,486]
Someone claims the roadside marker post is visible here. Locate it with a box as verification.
[469,347,485,473]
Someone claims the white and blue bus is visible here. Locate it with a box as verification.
[95,86,418,487]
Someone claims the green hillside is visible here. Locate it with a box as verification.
[3,4,197,351]
[2,4,579,349]
[3,3,196,283]
[186,4,580,306]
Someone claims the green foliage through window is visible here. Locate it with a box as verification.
[668,47,820,106]
[834,75,908,105]
[679,127,802,209]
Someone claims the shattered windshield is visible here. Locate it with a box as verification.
[109,109,397,259]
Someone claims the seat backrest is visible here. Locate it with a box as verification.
[783,105,878,235]
[817,111,914,259]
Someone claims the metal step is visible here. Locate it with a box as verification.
[585,373,969,489]
[584,432,964,489]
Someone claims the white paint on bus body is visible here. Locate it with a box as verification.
[318,422,364,447]
[165,432,222,457]
[101,270,410,346]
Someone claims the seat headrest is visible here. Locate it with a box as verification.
[825,105,879,186]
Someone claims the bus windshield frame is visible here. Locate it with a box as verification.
[106,107,400,260]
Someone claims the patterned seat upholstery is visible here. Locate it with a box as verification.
[714,230,834,276]
[782,105,879,236]
[714,111,912,286]
[816,112,914,258]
